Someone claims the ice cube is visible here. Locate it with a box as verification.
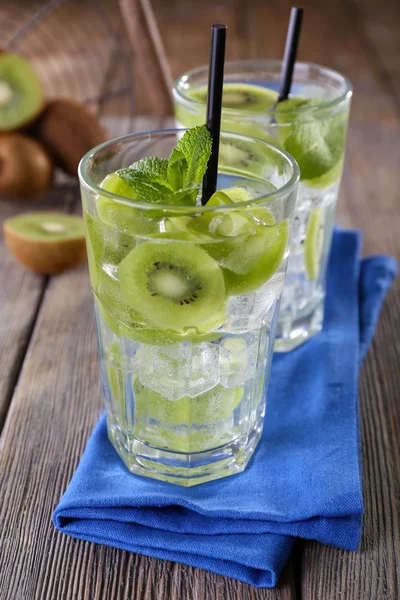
[138,342,220,401]
[220,332,259,389]
[224,273,285,333]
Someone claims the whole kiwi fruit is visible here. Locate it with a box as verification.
[34,99,107,176]
[0,133,53,200]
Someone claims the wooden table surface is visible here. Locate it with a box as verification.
[0,0,399,598]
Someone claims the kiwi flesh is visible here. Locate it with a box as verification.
[304,208,323,280]
[0,53,44,131]
[189,83,277,112]
[35,98,107,176]
[98,173,162,235]
[0,133,53,200]
[118,241,226,329]
[4,212,86,274]
[220,221,289,295]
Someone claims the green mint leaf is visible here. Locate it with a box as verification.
[169,125,212,186]
[116,168,172,203]
[167,157,188,191]
[125,157,170,185]
[166,185,198,206]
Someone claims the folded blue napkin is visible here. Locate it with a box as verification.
[53,230,397,588]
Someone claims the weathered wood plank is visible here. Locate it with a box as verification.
[119,0,174,116]
[0,186,77,432]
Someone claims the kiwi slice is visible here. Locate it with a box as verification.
[84,211,136,268]
[118,241,226,329]
[0,133,53,200]
[133,379,243,427]
[189,83,278,112]
[4,212,86,275]
[221,221,288,295]
[304,208,323,281]
[0,54,43,131]
[218,137,272,175]
[97,173,163,236]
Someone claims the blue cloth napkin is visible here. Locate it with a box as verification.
[53,230,397,588]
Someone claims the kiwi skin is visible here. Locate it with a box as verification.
[0,133,53,200]
[4,217,87,275]
[34,99,107,176]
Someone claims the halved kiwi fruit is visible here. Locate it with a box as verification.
[4,212,86,274]
[189,83,278,112]
[35,98,107,176]
[0,133,53,200]
[304,208,323,281]
[118,241,226,329]
[0,53,43,131]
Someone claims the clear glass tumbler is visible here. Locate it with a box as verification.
[79,129,299,486]
[174,60,352,351]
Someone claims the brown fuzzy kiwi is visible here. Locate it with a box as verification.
[4,212,87,275]
[34,99,107,176]
[0,133,53,200]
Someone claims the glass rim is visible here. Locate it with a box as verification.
[78,128,300,215]
[173,59,353,118]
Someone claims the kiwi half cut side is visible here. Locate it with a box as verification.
[189,83,278,113]
[4,212,86,274]
[0,54,43,131]
[118,241,226,329]
[304,208,323,281]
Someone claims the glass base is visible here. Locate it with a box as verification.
[274,297,324,352]
[107,416,264,486]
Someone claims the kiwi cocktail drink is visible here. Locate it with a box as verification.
[79,127,299,486]
[174,61,352,351]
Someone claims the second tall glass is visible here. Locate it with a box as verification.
[174,60,352,350]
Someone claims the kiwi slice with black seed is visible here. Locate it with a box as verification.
[4,212,86,274]
[304,208,323,280]
[118,241,226,329]
[189,83,277,112]
[218,136,278,176]
[0,54,43,131]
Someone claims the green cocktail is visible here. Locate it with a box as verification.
[79,127,299,486]
[174,60,352,350]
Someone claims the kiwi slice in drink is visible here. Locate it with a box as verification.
[0,54,43,131]
[221,221,289,295]
[218,136,275,176]
[97,173,162,235]
[304,208,323,281]
[133,379,243,428]
[189,83,278,112]
[118,241,226,329]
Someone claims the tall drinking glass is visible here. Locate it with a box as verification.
[79,130,299,486]
[174,61,352,350]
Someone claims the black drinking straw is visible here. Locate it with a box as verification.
[201,24,227,205]
[278,8,304,103]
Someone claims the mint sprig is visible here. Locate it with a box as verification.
[116,126,212,205]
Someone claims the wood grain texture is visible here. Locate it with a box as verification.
[0,186,77,432]
[119,0,174,116]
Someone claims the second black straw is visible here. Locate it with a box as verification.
[278,8,304,103]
